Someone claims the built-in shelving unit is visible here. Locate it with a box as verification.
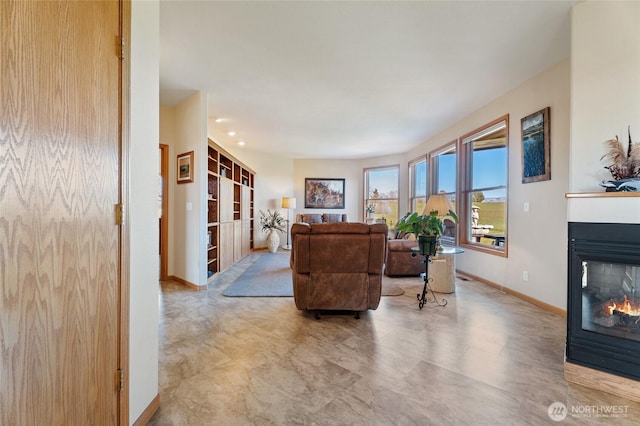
[207,139,255,281]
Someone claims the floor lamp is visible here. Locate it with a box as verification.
[281,197,296,250]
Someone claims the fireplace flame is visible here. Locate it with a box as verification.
[605,295,640,316]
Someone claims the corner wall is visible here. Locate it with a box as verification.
[570,1,640,195]
[129,0,159,423]
[166,92,208,286]
[567,1,640,224]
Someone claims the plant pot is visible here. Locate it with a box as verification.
[418,235,438,256]
[267,229,280,253]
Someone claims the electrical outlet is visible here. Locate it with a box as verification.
[523,270,529,281]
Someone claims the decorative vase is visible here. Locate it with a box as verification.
[418,235,438,256]
[267,229,280,253]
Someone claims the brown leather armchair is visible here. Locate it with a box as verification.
[290,222,388,317]
[384,239,422,276]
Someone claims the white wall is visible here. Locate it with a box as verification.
[401,60,571,310]
[129,0,159,423]
[166,92,208,286]
[570,0,640,194]
[568,1,640,223]
[292,159,359,221]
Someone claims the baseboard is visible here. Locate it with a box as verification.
[133,393,160,426]
[457,269,566,317]
[167,275,207,291]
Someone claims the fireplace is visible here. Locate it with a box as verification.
[567,222,640,380]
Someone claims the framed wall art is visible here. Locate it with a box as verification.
[177,151,194,184]
[304,178,345,209]
[521,107,551,183]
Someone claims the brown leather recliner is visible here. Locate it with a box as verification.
[384,239,423,276]
[290,222,388,317]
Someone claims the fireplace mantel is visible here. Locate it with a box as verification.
[566,192,640,224]
[565,192,640,198]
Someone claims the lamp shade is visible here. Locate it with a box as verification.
[423,194,453,217]
[281,197,296,209]
[376,201,392,214]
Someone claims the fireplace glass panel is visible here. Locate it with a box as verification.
[582,260,640,343]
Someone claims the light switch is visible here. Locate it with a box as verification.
[524,202,529,212]
[186,202,193,211]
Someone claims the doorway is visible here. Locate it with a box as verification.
[159,144,169,281]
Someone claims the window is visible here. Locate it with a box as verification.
[460,116,508,254]
[364,165,399,227]
[429,141,457,243]
[409,157,427,214]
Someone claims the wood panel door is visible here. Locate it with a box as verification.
[233,220,242,262]
[1,1,124,424]
[219,222,235,272]
[219,178,235,223]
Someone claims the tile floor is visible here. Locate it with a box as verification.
[148,253,640,425]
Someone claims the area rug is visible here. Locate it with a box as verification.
[222,253,404,297]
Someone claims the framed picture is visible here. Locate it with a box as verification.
[177,151,194,184]
[521,107,550,183]
[304,178,345,209]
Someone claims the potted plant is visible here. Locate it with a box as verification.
[365,203,376,221]
[259,209,286,253]
[395,209,458,255]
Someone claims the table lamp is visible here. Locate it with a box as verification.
[376,201,392,223]
[423,193,454,250]
[423,193,453,217]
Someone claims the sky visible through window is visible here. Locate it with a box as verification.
[368,168,398,198]
[438,148,506,200]
[415,161,426,197]
[472,147,506,200]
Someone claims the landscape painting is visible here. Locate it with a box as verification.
[521,107,550,183]
[305,178,345,209]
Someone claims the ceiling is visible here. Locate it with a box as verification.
[159,0,574,160]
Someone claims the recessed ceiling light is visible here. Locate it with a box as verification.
[238,141,245,146]
[214,118,224,123]
[228,131,236,137]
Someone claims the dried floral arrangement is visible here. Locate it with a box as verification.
[601,126,640,180]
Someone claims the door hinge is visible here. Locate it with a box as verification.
[117,37,126,60]
[117,368,125,391]
[115,204,125,226]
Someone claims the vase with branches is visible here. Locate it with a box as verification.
[259,209,286,252]
[601,126,640,181]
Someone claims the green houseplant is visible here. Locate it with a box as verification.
[395,209,458,255]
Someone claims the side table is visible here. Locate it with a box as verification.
[411,246,464,309]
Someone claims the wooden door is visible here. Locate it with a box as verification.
[219,178,235,223]
[219,222,235,272]
[1,1,123,424]
[233,220,242,262]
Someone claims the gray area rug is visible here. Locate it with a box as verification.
[222,253,404,297]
